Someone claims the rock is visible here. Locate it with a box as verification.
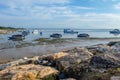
[23,57,28,60]
[110,76,120,80]
[108,41,120,47]
[87,44,112,54]
[0,64,59,80]
[55,47,93,79]
[53,52,69,60]
[90,55,120,69]
[36,52,69,66]
[61,78,76,80]
[0,56,40,70]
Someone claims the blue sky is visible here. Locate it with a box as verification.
[0,0,120,28]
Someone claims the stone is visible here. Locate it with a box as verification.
[55,47,93,79]
[0,64,59,80]
[87,44,112,54]
[0,56,40,70]
[90,55,120,69]
[61,78,76,80]
[110,76,120,80]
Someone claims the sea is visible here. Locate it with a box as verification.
[0,28,120,43]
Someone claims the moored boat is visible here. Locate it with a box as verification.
[77,33,90,38]
[109,29,120,34]
[50,33,62,38]
[22,30,29,37]
[33,30,39,34]
[9,34,25,41]
[64,29,78,34]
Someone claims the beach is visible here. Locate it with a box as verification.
[1,38,120,63]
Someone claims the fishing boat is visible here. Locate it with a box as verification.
[33,30,39,34]
[50,33,62,38]
[64,29,78,34]
[9,34,25,41]
[77,33,90,38]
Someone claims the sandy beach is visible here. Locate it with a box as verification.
[0,38,120,63]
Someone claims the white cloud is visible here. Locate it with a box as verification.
[114,3,120,9]
[71,6,95,10]
[0,0,120,28]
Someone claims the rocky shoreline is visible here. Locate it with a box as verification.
[1,41,120,80]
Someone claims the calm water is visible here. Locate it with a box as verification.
[0,28,120,43]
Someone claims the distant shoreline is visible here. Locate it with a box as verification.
[0,26,19,34]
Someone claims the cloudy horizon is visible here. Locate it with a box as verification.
[0,0,120,29]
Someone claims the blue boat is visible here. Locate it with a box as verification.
[64,29,78,34]
[22,30,29,37]
[109,29,120,34]
[77,33,90,38]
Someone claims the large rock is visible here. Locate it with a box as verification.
[0,64,59,80]
[87,44,112,54]
[54,47,93,79]
[110,76,120,80]
[107,41,120,47]
[0,56,40,70]
[108,41,120,54]
[90,54,120,69]
[36,52,69,66]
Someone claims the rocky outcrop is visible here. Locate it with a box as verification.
[0,64,59,80]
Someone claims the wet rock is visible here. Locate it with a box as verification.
[0,64,59,80]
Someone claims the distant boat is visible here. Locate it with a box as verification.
[50,33,62,38]
[22,30,29,37]
[77,33,90,38]
[109,29,120,34]
[9,34,25,41]
[64,29,78,34]
[33,30,39,34]
[40,32,42,35]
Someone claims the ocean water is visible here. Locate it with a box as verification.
[0,28,120,43]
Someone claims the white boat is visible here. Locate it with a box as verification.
[33,30,39,34]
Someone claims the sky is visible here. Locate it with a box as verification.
[0,0,120,28]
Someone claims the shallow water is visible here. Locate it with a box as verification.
[0,28,120,51]
[0,29,120,44]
